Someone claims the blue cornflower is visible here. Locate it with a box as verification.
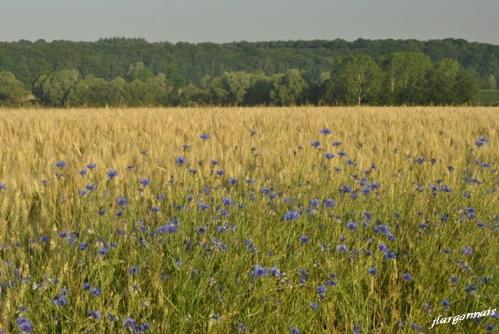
[320,128,332,135]
[250,265,268,278]
[123,317,137,330]
[55,160,67,168]
[52,288,68,307]
[270,267,282,277]
[86,163,96,169]
[384,250,397,260]
[199,133,210,141]
[222,197,233,206]
[128,266,140,275]
[227,177,237,186]
[215,169,225,177]
[324,152,335,160]
[299,235,310,244]
[107,169,118,179]
[463,246,473,256]
[465,284,477,293]
[310,140,320,148]
[0,182,7,191]
[368,267,377,276]
[175,156,186,166]
[324,198,335,208]
[83,282,91,290]
[475,136,488,147]
[316,285,327,295]
[198,202,210,210]
[309,198,319,207]
[139,178,150,187]
[99,246,110,255]
[441,299,450,307]
[17,317,33,333]
[156,223,178,234]
[91,287,101,297]
[332,140,342,147]
[402,273,413,281]
[310,302,319,310]
[464,207,476,219]
[89,310,101,320]
[336,244,348,253]
[289,327,302,334]
[79,169,87,176]
[116,196,128,207]
[79,242,88,251]
[346,221,357,230]
[283,211,300,221]
[85,183,95,191]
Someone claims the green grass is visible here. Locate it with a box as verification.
[0,107,497,333]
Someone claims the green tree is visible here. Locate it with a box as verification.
[0,70,30,105]
[270,69,307,106]
[332,55,383,105]
[33,69,80,106]
[454,69,480,104]
[426,58,459,105]
[382,52,432,105]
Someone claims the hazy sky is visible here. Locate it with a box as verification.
[1,0,498,44]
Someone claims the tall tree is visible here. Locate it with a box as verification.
[332,55,382,105]
[426,58,460,105]
[0,70,30,105]
[33,69,80,106]
[382,52,432,105]
[270,69,307,106]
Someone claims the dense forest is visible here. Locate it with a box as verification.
[0,38,498,106]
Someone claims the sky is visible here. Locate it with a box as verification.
[1,0,498,44]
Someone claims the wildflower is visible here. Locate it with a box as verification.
[320,128,332,135]
[52,288,68,307]
[310,302,319,310]
[310,140,320,148]
[368,267,377,276]
[283,211,300,221]
[17,317,33,333]
[441,299,450,307]
[86,163,96,169]
[402,273,413,281]
[299,235,310,244]
[475,136,488,147]
[463,246,473,256]
[346,221,357,230]
[316,285,327,295]
[250,265,268,278]
[55,160,67,168]
[324,152,335,160]
[324,198,335,208]
[107,169,118,179]
[309,198,319,207]
[91,287,101,297]
[199,133,210,141]
[222,197,233,206]
[227,177,237,186]
[289,326,302,334]
[175,156,186,166]
[89,310,101,320]
[138,178,150,187]
[83,282,91,290]
[270,267,282,277]
[336,244,348,253]
[129,266,140,275]
[116,196,128,207]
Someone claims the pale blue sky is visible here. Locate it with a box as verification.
[1,0,498,44]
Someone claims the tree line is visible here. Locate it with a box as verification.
[0,52,482,107]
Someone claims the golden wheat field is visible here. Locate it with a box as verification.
[0,107,498,333]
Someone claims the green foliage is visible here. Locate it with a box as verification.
[0,70,29,105]
[270,69,308,106]
[33,69,80,107]
[327,55,383,105]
